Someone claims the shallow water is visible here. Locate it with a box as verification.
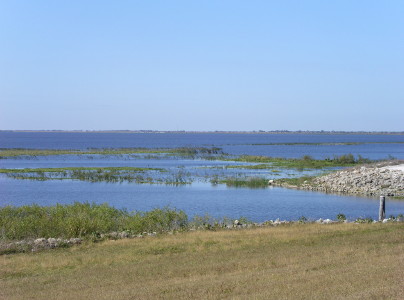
[1,177,403,221]
[1,131,404,159]
[1,132,403,221]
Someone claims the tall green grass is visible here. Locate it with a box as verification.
[218,177,269,188]
[0,203,188,240]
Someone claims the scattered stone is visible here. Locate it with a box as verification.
[118,231,129,239]
[34,238,46,245]
[276,162,404,197]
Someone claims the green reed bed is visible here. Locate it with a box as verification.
[0,203,188,240]
[228,154,372,169]
[0,167,195,185]
[215,177,270,188]
[0,147,224,158]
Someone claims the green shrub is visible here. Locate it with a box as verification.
[298,216,308,223]
[355,217,373,224]
[337,213,346,222]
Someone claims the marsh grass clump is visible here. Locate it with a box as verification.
[355,217,374,224]
[0,203,188,240]
[220,177,269,188]
[0,167,195,184]
[230,154,374,169]
[275,176,316,187]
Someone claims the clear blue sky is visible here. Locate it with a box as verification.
[1,0,403,131]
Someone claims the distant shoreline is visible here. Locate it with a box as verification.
[1,130,404,135]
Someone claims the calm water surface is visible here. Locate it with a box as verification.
[1,132,403,221]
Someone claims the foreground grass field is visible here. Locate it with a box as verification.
[1,223,403,299]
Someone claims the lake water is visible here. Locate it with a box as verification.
[1,132,403,221]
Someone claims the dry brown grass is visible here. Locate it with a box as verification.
[1,223,404,299]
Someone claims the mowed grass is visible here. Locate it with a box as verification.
[1,223,403,299]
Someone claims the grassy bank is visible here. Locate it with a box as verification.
[1,223,403,299]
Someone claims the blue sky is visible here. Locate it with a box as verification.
[1,1,403,131]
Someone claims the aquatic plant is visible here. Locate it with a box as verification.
[0,147,225,158]
[227,154,374,169]
[0,167,194,185]
[218,177,269,188]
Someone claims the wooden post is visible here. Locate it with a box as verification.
[379,196,385,221]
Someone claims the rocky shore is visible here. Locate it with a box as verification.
[276,161,404,197]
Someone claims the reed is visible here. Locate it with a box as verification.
[218,177,269,188]
[230,154,372,169]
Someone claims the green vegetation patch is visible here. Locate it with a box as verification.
[0,167,167,183]
[228,154,372,169]
[217,177,270,188]
[0,203,188,240]
[275,176,317,187]
[0,167,163,173]
[0,147,224,158]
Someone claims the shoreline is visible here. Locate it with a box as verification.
[1,130,404,135]
[274,161,404,197]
